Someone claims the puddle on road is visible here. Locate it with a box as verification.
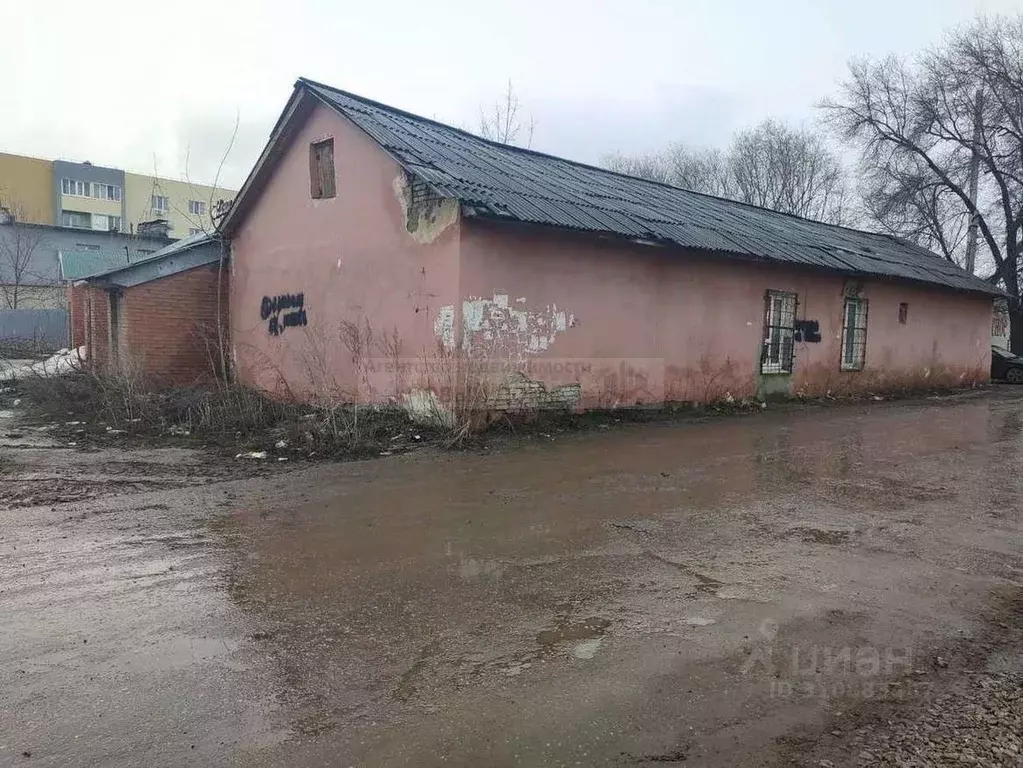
[787,524,854,545]
[572,638,602,659]
[536,616,610,648]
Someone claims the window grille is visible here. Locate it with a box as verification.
[841,298,868,371]
[761,290,797,374]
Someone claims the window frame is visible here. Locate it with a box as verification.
[62,178,88,197]
[151,194,169,213]
[61,210,91,229]
[62,179,120,200]
[309,138,336,199]
[760,290,798,375]
[840,297,869,371]
[188,200,206,216]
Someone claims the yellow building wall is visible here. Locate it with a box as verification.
[124,172,234,239]
[0,153,54,224]
[57,194,122,217]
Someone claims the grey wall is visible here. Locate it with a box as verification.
[0,220,172,286]
[0,308,68,350]
[51,160,126,222]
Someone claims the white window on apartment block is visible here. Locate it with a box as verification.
[89,214,122,232]
[62,179,121,200]
[189,228,203,236]
[761,290,797,374]
[188,200,206,216]
[61,179,88,196]
[841,298,869,371]
[61,210,91,229]
[151,195,169,213]
[91,183,121,201]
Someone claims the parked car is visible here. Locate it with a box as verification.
[991,345,1023,383]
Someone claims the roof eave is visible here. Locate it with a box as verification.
[460,209,1005,298]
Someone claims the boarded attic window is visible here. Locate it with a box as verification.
[898,302,908,324]
[310,138,336,199]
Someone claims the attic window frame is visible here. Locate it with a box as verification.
[309,138,336,200]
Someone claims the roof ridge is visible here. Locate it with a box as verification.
[296,77,928,247]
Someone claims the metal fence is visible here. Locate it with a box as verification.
[0,309,69,353]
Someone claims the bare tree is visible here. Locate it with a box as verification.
[0,203,46,310]
[601,150,676,184]
[601,145,732,196]
[728,119,849,223]
[600,121,847,223]
[859,153,971,263]
[821,14,1023,350]
[478,80,535,147]
[665,145,733,198]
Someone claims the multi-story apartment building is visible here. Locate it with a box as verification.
[122,172,226,239]
[0,152,234,240]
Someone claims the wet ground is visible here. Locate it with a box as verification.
[1,391,1022,766]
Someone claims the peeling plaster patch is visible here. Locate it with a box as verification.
[402,389,454,427]
[460,294,575,356]
[434,305,456,349]
[392,172,458,244]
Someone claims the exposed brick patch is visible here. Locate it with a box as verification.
[488,372,581,412]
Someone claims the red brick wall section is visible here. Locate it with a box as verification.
[67,284,86,347]
[119,263,229,386]
[83,284,110,371]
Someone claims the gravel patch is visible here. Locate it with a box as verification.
[842,671,1023,767]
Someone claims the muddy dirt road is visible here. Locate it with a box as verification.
[1,392,1021,766]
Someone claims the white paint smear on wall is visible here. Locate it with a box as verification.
[434,305,456,349]
[434,294,575,355]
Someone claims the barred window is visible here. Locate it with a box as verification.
[761,290,797,374]
[841,298,868,371]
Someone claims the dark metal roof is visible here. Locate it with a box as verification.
[300,78,999,296]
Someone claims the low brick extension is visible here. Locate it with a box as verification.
[69,263,229,386]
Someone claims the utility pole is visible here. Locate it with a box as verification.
[964,88,984,275]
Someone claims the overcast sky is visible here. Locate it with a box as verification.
[3,0,1021,191]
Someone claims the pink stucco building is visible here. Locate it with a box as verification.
[221,79,999,412]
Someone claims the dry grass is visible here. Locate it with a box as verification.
[14,364,415,458]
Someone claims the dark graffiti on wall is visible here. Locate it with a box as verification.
[794,319,821,343]
[261,293,308,336]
